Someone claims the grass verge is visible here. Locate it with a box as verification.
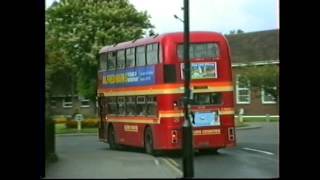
[55,124,98,134]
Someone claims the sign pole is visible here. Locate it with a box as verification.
[182,0,194,178]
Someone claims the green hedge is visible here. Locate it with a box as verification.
[65,119,98,128]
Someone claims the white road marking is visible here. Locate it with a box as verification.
[154,158,159,166]
[242,147,274,155]
[168,158,179,167]
[160,158,183,177]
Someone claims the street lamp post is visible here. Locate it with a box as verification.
[182,0,194,178]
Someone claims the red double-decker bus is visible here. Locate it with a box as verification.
[97,32,236,154]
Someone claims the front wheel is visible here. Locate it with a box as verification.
[144,127,154,155]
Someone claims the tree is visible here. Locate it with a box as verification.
[236,29,244,34]
[227,29,244,35]
[148,28,156,37]
[229,30,236,35]
[239,65,279,101]
[46,0,153,101]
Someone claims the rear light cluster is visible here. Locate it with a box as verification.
[228,127,235,141]
[171,130,178,143]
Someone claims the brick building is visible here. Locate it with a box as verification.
[226,29,279,116]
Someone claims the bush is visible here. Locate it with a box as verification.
[52,116,68,124]
[84,119,99,128]
[65,120,77,128]
[65,119,99,128]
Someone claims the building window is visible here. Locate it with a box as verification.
[79,97,90,108]
[236,75,250,104]
[50,99,57,108]
[63,97,73,108]
[261,87,277,104]
[146,43,159,65]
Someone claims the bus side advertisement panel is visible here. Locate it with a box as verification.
[102,65,156,88]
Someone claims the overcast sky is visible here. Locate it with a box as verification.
[46,0,279,34]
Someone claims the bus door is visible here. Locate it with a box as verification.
[98,95,107,139]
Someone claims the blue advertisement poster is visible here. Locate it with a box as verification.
[191,62,217,79]
[181,62,217,79]
[102,65,156,88]
[192,112,220,127]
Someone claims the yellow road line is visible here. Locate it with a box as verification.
[168,158,179,167]
[160,158,183,177]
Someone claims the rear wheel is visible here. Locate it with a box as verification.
[199,148,219,155]
[144,127,154,155]
[108,125,117,150]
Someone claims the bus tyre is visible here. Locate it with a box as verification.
[108,125,117,150]
[144,127,154,155]
[200,148,218,155]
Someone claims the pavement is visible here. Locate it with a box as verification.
[45,136,182,179]
[235,123,262,130]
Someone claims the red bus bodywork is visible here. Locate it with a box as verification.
[97,32,236,152]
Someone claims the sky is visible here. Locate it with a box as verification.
[45,0,279,35]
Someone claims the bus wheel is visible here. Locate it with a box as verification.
[144,127,154,155]
[108,125,117,150]
[199,148,218,155]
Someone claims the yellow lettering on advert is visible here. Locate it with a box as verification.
[193,129,221,135]
[124,125,138,132]
[193,130,201,135]
[107,76,115,84]
[202,129,220,135]
[114,74,125,84]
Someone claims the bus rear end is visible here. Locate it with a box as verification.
[155,32,236,152]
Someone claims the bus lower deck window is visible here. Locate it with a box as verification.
[117,97,126,115]
[126,96,136,116]
[192,92,223,105]
[136,96,146,115]
[146,96,157,116]
[107,97,118,114]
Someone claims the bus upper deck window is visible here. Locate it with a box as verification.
[147,43,159,65]
[126,48,135,68]
[117,50,125,69]
[107,52,116,70]
[207,43,219,58]
[136,46,146,66]
[99,53,107,71]
[177,43,219,60]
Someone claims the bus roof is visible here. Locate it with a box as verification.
[99,31,224,53]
